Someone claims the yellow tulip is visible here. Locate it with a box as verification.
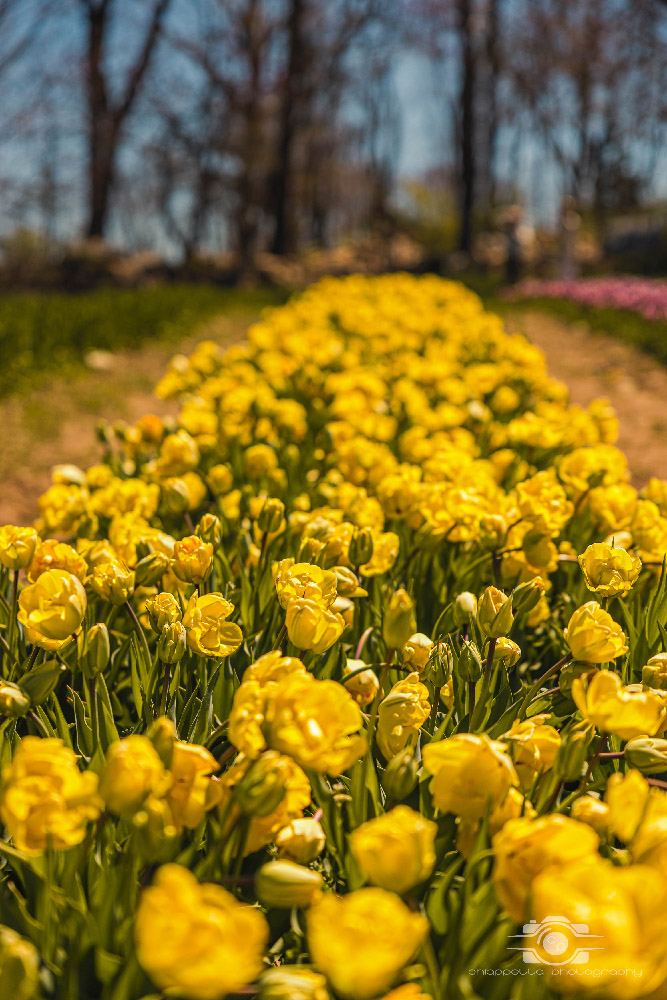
[0,525,38,571]
[99,735,170,817]
[307,888,428,1000]
[573,670,667,740]
[492,814,600,922]
[18,568,87,650]
[349,805,436,894]
[377,673,430,760]
[0,737,101,854]
[422,734,519,821]
[135,864,268,1000]
[578,542,641,597]
[183,591,243,657]
[564,601,628,662]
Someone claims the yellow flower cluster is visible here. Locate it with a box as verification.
[2,275,667,999]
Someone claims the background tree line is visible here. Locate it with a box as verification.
[0,0,665,276]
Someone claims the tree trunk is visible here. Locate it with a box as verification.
[271,0,306,256]
[457,0,475,254]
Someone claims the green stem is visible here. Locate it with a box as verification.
[518,652,573,720]
[470,637,496,732]
[6,570,19,655]
[159,661,172,717]
[89,677,101,756]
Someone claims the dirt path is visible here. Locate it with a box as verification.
[0,313,250,526]
[506,310,667,487]
[2,305,666,527]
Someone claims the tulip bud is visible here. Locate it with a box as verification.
[297,537,325,563]
[625,737,667,775]
[453,591,477,626]
[332,565,362,598]
[162,478,190,514]
[570,794,610,834]
[0,682,30,718]
[275,817,326,863]
[383,589,417,651]
[157,622,187,664]
[147,716,177,768]
[424,642,452,687]
[208,464,233,496]
[19,660,65,706]
[456,640,483,683]
[255,860,323,908]
[477,586,513,638]
[479,514,508,551]
[258,498,285,534]
[348,527,374,567]
[643,654,667,691]
[233,754,290,818]
[381,747,419,801]
[0,925,40,1000]
[512,579,545,616]
[402,633,433,673]
[196,513,222,547]
[343,659,379,707]
[134,552,170,588]
[131,795,179,862]
[78,623,111,679]
[558,660,592,698]
[553,721,596,782]
[146,592,182,633]
[486,636,521,669]
[259,967,329,1000]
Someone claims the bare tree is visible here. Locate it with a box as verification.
[78,0,174,238]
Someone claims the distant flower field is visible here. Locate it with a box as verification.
[511,275,667,322]
[2,274,667,999]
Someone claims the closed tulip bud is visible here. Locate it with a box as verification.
[512,579,545,616]
[424,642,452,687]
[643,654,667,691]
[625,737,667,775]
[134,551,170,588]
[196,512,222,547]
[276,817,326,863]
[344,659,380,707]
[479,514,508,550]
[402,633,433,673]
[553,720,596,782]
[162,477,190,513]
[564,601,627,663]
[78,623,111,678]
[570,794,610,834]
[147,716,177,768]
[453,591,477,626]
[255,860,323,908]
[487,636,521,669]
[0,925,40,1000]
[348,527,374,567]
[332,565,363,598]
[383,589,417,651]
[172,535,213,585]
[297,537,325,563]
[258,498,285,534]
[157,622,187,664]
[233,754,289,818]
[477,586,513,638]
[19,660,65,705]
[558,660,591,698]
[131,795,178,862]
[0,682,30,718]
[381,747,419,802]
[456,640,483,682]
[260,967,329,1000]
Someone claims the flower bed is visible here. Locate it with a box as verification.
[1,274,667,999]
[509,276,667,321]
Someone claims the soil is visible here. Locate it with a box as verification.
[507,310,667,487]
[0,313,249,525]
[1,306,666,526]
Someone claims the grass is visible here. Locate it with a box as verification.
[492,294,667,366]
[0,284,288,398]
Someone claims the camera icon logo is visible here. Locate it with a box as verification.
[509,916,604,966]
